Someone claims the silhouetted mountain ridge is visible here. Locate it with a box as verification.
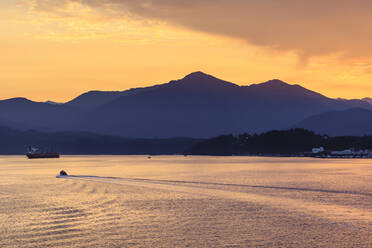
[294,108,372,136]
[248,79,325,99]
[0,72,371,138]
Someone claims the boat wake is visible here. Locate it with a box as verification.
[57,174,372,197]
[56,173,372,234]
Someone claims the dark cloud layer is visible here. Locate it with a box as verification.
[32,0,372,58]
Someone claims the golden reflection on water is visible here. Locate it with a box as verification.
[0,156,371,247]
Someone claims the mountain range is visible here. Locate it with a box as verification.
[0,71,371,138]
[295,108,372,136]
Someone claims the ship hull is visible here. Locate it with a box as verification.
[26,152,60,159]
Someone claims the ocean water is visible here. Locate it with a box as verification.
[0,155,371,248]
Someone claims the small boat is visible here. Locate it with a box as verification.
[26,145,60,159]
[56,170,68,178]
[59,170,68,176]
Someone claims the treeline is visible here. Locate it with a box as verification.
[184,128,372,156]
[0,126,201,155]
[2,125,372,156]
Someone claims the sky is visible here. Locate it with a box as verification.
[1,0,372,102]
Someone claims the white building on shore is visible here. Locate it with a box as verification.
[312,147,324,154]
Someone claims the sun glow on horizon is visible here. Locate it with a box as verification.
[1,1,372,102]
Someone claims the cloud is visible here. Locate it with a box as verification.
[26,0,372,59]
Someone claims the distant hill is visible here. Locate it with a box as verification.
[363,97,372,105]
[184,128,323,155]
[0,72,371,138]
[294,108,372,136]
[65,91,127,109]
[0,97,81,131]
[0,126,200,155]
[65,84,164,109]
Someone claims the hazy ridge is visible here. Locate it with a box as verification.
[0,72,371,138]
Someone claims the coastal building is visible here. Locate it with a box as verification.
[312,147,324,154]
[310,147,372,158]
[330,149,353,155]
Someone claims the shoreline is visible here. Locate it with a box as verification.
[0,154,372,159]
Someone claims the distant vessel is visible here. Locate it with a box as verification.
[26,145,60,159]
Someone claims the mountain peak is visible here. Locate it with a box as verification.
[174,71,238,90]
[248,79,292,90]
[262,79,290,87]
[1,97,34,104]
[182,71,217,81]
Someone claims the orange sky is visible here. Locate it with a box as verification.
[1,0,372,102]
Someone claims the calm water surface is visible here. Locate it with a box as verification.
[0,156,371,247]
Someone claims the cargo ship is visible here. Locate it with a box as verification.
[26,146,60,159]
